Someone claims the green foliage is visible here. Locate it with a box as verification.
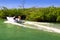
[0,11,4,18]
[56,16,60,22]
[0,6,60,22]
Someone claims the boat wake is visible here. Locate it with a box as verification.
[4,21,60,33]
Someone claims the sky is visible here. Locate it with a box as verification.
[0,0,60,8]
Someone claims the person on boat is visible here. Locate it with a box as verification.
[14,16,24,23]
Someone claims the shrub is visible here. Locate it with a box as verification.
[56,16,60,22]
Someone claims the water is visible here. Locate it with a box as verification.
[0,20,60,40]
[36,22,60,29]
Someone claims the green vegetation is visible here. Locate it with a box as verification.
[0,6,60,22]
[0,20,60,40]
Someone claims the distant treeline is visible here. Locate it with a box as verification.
[0,6,60,22]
